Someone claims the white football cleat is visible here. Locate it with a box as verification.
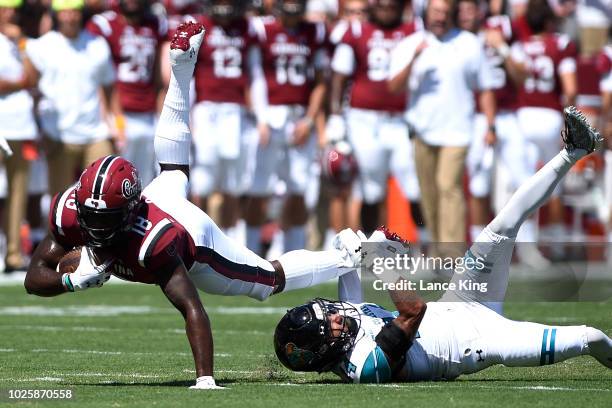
[169,21,205,67]
[333,228,366,268]
[362,226,410,270]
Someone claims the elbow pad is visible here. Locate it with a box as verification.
[375,321,413,364]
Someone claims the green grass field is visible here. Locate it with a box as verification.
[0,282,610,407]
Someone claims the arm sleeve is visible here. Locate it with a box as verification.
[476,42,495,91]
[248,46,268,124]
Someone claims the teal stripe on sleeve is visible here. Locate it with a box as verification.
[540,329,549,366]
[359,347,392,383]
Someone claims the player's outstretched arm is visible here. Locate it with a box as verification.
[158,259,222,389]
[154,22,205,178]
[25,234,70,297]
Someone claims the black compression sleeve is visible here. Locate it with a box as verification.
[375,322,413,363]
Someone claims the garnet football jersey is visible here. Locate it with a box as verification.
[49,186,196,284]
[516,33,577,111]
[193,14,258,104]
[87,11,168,113]
[336,20,419,112]
[252,17,328,106]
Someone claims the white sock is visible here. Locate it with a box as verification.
[489,149,587,238]
[470,225,485,242]
[154,59,195,165]
[283,226,306,252]
[418,227,430,244]
[246,226,262,256]
[279,249,354,292]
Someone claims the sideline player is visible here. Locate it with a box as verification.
[24,22,380,389]
[328,0,423,236]
[274,107,612,382]
[87,0,167,186]
[189,0,256,240]
[244,0,328,254]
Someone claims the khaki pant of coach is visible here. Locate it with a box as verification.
[46,139,114,196]
[414,137,468,249]
[4,141,31,269]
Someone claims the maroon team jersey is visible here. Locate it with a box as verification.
[340,20,418,112]
[193,14,257,104]
[482,15,519,111]
[255,17,328,106]
[518,33,577,112]
[49,187,196,284]
[87,11,167,113]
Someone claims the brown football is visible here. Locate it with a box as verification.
[57,247,112,274]
[57,247,83,274]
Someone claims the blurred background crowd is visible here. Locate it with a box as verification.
[0,0,610,273]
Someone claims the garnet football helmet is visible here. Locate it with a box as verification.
[321,141,359,188]
[75,156,142,248]
[274,298,361,373]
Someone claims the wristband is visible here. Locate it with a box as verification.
[488,124,496,133]
[115,115,126,132]
[303,116,314,128]
[62,273,74,292]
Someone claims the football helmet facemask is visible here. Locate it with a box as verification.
[274,298,361,373]
[75,156,142,248]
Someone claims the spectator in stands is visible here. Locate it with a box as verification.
[0,0,38,272]
[388,0,496,253]
[23,0,115,195]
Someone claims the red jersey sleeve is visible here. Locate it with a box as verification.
[48,187,87,248]
[137,219,185,273]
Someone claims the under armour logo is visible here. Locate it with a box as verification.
[355,246,361,254]
[476,349,484,362]
[189,49,195,58]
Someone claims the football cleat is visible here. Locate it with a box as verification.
[333,228,366,269]
[561,106,603,154]
[169,22,205,66]
[362,226,411,270]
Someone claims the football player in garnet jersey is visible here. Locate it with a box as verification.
[24,21,396,390]
[328,0,423,237]
[87,0,168,186]
[188,0,256,241]
[275,108,612,383]
[512,0,578,257]
[244,0,328,255]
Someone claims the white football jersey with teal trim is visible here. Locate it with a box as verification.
[335,302,487,383]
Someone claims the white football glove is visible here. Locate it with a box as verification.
[62,247,113,292]
[325,114,347,144]
[189,376,225,390]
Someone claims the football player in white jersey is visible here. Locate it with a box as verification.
[274,107,612,382]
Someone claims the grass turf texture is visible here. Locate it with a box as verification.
[0,283,610,407]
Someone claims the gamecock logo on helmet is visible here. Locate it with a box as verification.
[122,179,139,198]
